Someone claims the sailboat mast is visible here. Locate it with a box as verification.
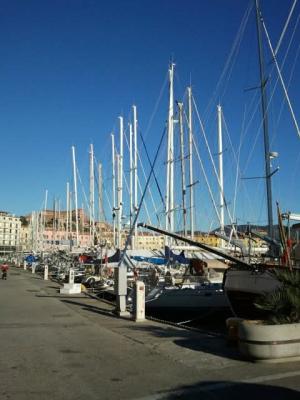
[35,211,38,252]
[30,211,34,251]
[217,104,225,234]
[129,122,133,232]
[187,87,194,239]
[66,182,69,239]
[98,162,103,222]
[133,105,138,247]
[43,189,48,251]
[72,146,79,246]
[178,102,187,236]
[53,197,56,233]
[118,116,124,248]
[69,190,72,240]
[111,133,116,247]
[58,199,61,233]
[255,0,273,237]
[116,153,121,248]
[89,143,95,245]
[165,63,175,242]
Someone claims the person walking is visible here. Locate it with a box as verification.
[1,263,9,280]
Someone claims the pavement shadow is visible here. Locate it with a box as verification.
[154,380,300,399]
[61,299,117,318]
[36,294,85,299]
[52,293,240,360]
[129,324,241,361]
[47,285,61,290]
[174,336,242,361]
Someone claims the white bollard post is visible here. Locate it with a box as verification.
[32,262,36,274]
[44,264,49,280]
[115,266,130,317]
[59,267,81,294]
[69,268,75,284]
[23,261,27,270]
[134,281,145,322]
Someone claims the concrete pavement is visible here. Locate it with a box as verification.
[0,266,300,399]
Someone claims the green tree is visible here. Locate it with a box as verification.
[20,216,29,227]
[254,269,300,324]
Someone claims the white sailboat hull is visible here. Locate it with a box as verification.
[146,284,230,316]
[223,267,281,318]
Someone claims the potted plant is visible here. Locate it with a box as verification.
[238,268,300,361]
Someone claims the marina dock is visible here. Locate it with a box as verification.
[1,266,300,400]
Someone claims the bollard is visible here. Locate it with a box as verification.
[44,264,48,280]
[60,268,81,294]
[32,262,36,274]
[115,266,130,317]
[69,268,75,284]
[23,261,27,270]
[133,281,145,322]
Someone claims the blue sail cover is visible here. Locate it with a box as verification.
[164,246,189,264]
[25,255,37,263]
[130,255,166,265]
[131,247,190,265]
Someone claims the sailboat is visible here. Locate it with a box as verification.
[145,280,228,318]
[141,0,300,319]
[139,223,231,317]
[223,0,300,319]
[139,61,232,317]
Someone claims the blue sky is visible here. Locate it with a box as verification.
[0,0,299,231]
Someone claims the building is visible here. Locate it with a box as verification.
[133,234,165,251]
[20,225,31,252]
[119,230,221,251]
[23,209,115,250]
[42,229,91,250]
[0,211,21,255]
[27,208,89,231]
[193,233,221,247]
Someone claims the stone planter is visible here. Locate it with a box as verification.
[238,320,300,361]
